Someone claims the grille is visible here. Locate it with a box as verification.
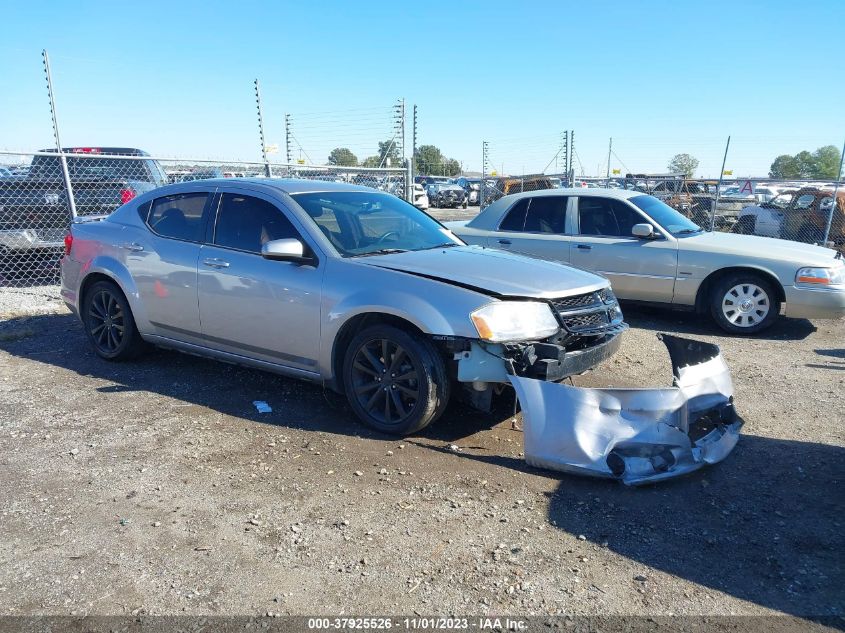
[551,292,599,311]
[562,311,610,332]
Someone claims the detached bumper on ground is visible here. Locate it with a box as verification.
[510,334,741,485]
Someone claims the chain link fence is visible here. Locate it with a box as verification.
[0,149,407,304]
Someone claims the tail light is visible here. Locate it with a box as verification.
[120,188,136,204]
[63,232,73,256]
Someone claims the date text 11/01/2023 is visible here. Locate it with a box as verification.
[307,617,528,630]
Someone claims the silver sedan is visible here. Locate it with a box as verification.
[448,189,845,334]
[60,179,626,435]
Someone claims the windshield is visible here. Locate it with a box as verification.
[768,192,795,209]
[293,191,464,257]
[629,195,702,235]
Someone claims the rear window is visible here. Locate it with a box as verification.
[499,199,529,231]
[147,192,208,242]
[31,155,160,182]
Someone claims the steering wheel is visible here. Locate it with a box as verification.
[377,231,401,244]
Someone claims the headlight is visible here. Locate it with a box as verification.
[470,301,559,343]
[795,266,845,286]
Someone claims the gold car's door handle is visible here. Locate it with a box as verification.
[202,258,230,269]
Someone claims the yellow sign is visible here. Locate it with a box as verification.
[264,144,279,155]
[723,169,733,176]
[297,159,305,165]
[490,170,498,176]
[612,168,621,175]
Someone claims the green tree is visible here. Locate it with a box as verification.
[415,144,445,174]
[811,145,841,179]
[770,146,843,179]
[361,155,381,168]
[444,158,461,177]
[769,154,800,178]
[667,153,699,178]
[377,139,401,166]
[414,145,462,176]
[327,147,358,167]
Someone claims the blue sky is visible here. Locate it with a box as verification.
[1,0,842,177]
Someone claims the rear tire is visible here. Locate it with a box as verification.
[82,280,146,360]
[709,273,780,335]
[342,324,449,435]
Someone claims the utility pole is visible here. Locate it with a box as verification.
[561,131,568,182]
[606,137,612,183]
[254,79,271,177]
[412,104,418,179]
[42,49,76,218]
[569,130,575,181]
[284,114,292,166]
[822,138,845,245]
[481,141,489,209]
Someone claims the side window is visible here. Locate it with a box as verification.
[136,200,152,223]
[147,192,208,242]
[214,193,300,253]
[795,194,816,210]
[498,199,529,231]
[578,198,642,237]
[523,197,568,234]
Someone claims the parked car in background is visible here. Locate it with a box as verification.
[736,187,844,247]
[0,147,166,278]
[60,178,626,435]
[412,183,430,210]
[427,183,468,209]
[446,188,845,334]
[452,177,482,205]
[0,167,11,178]
[179,168,225,182]
[484,175,555,205]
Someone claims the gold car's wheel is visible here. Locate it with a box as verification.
[710,274,780,335]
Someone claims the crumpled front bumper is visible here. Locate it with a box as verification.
[508,334,742,485]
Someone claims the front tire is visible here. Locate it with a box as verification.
[709,273,780,335]
[342,324,450,435]
[82,280,146,360]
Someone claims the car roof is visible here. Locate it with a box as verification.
[152,177,384,196]
[499,187,642,202]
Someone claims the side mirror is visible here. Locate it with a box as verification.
[261,238,309,262]
[632,223,656,238]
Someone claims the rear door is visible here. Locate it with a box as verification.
[486,196,571,263]
[569,196,678,302]
[129,190,213,344]
[197,189,323,372]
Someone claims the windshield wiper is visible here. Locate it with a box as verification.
[424,242,462,249]
[351,248,409,258]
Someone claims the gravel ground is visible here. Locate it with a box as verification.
[0,300,842,619]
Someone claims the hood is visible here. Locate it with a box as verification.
[356,245,607,299]
[680,231,840,266]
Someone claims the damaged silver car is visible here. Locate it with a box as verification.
[511,334,741,484]
[60,179,627,435]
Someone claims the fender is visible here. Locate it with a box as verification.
[79,255,151,332]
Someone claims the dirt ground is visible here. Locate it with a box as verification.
[0,298,843,620]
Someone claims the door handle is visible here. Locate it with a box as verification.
[576,244,592,250]
[202,258,230,269]
[497,239,512,245]
[119,242,144,252]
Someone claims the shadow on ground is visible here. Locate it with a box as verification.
[620,302,817,342]
[2,312,842,618]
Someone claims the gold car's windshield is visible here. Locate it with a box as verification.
[629,195,702,235]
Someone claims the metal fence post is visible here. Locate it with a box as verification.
[405,160,413,203]
[254,79,271,178]
[822,139,845,246]
[481,141,489,209]
[42,49,77,219]
[709,136,731,232]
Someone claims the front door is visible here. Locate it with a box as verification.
[197,190,323,372]
[569,196,678,303]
